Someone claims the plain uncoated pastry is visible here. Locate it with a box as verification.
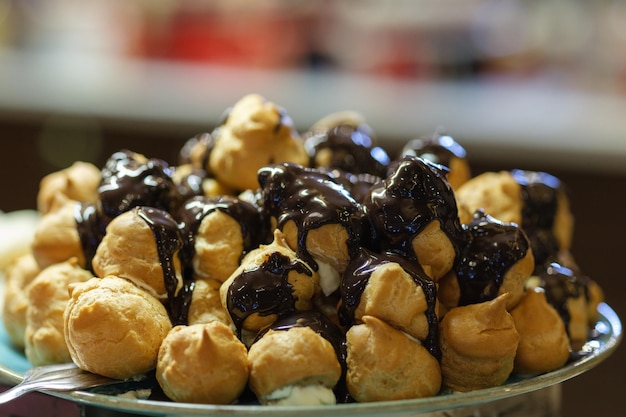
[156,322,249,404]
[187,278,230,326]
[2,253,41,348]
[64,276,172,380]
[511,290,570,375]
[247,324,342,404]
[439,294,519,392]
[37,161,101,214]
[25,258,93,366]
[345,315,441,402]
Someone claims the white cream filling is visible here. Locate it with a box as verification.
[263,384,336,406]
[316,259,340,296]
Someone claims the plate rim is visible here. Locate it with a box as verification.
[0,301,621,416]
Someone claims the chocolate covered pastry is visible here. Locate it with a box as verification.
[400,132,470,190]
[363,155,463,281]
[64,276,172,380]
[257,163,365,296]
[438,210,534,311]
[156,321,249,404]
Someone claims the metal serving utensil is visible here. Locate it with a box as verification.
[0,362,117,404]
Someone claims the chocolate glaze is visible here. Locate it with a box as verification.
[176,195,269,278]
[339,247,440,360]
[534,260,588,338]
[177,132,215,170]
[257,163,366,271]
[400,133,466,170]
[304,124,390,177]
[226,251,314,337]
[99,150,180,220]
[135,206,189,325]
[74,201,106,272]
[511,169,562,265]
[362,155,462,260]
[175,168,209,202]
[455,210,530,306]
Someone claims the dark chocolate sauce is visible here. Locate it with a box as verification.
[176,195,268,278]
[339,247,440,360]
[73,201,106,272]
[257,163,366,270]
[175,168,209,202]
[455,210,530,305]
[304,124,390,177]
[135,206,190,325]
[534,261,587,337]
[226,251,314,337]
[177,132,215,170]
[400,133,466,170]
[98,150,179,220]
[511,169,562,265]
[362,155,462,259]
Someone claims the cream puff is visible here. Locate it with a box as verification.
[37,161,101,214]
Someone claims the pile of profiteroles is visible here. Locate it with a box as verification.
[2,94,604,405]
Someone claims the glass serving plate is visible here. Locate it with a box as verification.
[0,284,621,417]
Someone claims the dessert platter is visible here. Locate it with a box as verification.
[0,93,622,416]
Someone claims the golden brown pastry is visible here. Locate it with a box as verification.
[156,322,249,404]
[220,229,320,339]
[24,258,93,366]
[400,132,471,190]
[209,94,309,191]
[247,311,343,405]
[176,195,267,284]
[187,278,230,326]
[362,156,463,281]
[2,253,42,348]
[64,276,172,380]
[345,315,441,402]
[339,248,438,343]
[439,293,519,392]
[438,210,534,311]
[31,199,86,269]
[511,290,570,375]
[92,206,184,301]
[454,170,574,266]
[37,161,101,214]
[257,163,366,296]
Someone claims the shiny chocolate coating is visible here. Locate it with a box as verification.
[176,195,269,277]
[339,247,440,359]
[135,206,188,325]
[511,169,562,265]
[175,168,209,202]
[304,124,390,178]
[177,132,215,169]
[400,133,466,170]
[74,201,106,272]
[226,251,314,337]
[362,155,462,259]
[455,210,530,305]
[257,163,366,271]
[99,150,179,220]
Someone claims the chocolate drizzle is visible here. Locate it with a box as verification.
[363,156,462,259]
[226,251,314,337]
[304,124,390,177]
[511,169,561,265]
[400,133,466,170]
[74,201,105,272]
[257,163,365,270]
[99,150,179,220]
[176,195,268,278]
[455,210,530,306]
[339,248,440,360]
[135,206,190,325]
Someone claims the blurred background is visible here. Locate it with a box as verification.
[0,1,625,416]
